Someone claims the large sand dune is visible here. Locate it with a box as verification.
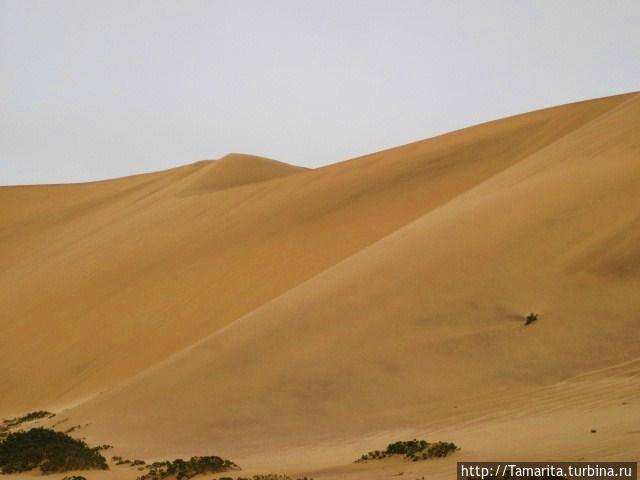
[1,92,639,478]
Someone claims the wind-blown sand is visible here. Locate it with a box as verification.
[1,92,639,479]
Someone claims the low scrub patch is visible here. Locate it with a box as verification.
[113,455,145,466]
[138,456,239,480]
[356,439,459,462]
[524,313,539,326]
[0,427,108,474]
[0,411,55,438]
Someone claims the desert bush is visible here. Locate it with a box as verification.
[525,313,538,325]
[387,439,429,456]
[111,455,145,466]
[424,441,458,458]
[0,427,108,474]
[2,411,55,428]
[356,439,459,463]
[138,455,238,480]
[0,411,56,439]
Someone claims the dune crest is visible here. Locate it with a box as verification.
[179,153,308,194]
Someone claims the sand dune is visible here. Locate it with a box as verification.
[177,153,308,194]
[1,92,639,478]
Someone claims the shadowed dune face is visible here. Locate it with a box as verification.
[1,93,639,475]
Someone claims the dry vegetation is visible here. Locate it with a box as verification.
[356,439,459,462]
[137,456,239,480]
[0,428,108,474]
[0,411,55,439]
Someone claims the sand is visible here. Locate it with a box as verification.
[1,92,638,479]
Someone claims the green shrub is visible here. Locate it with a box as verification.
[424,441,458,458]
[138,456,238,480]
[387,439,429,456]
[356,439,459,463]
[0,427,107,474]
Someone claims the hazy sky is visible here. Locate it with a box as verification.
[1,1,639,185]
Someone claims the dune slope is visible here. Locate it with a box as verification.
[1,93,639,476]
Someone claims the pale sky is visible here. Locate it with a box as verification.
[1,0,639,185]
